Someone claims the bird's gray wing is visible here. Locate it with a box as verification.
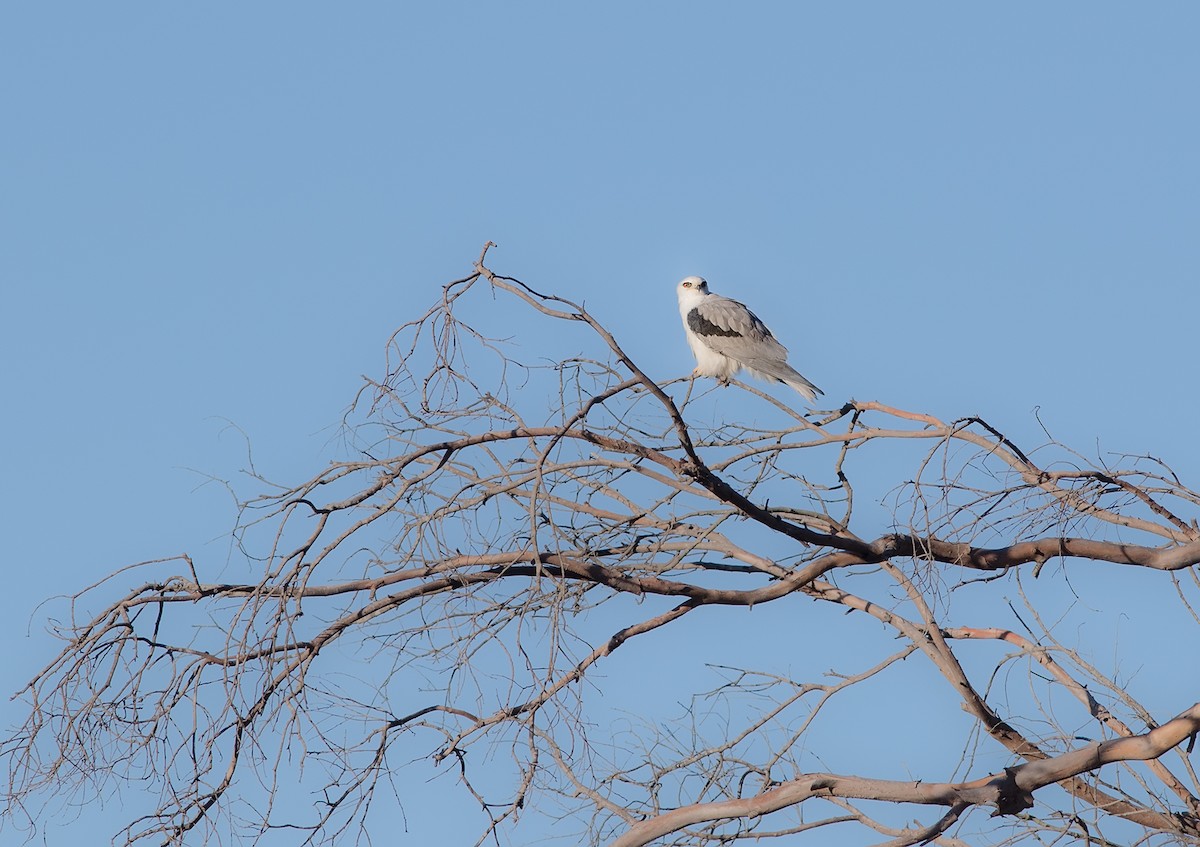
[687,295,789,363]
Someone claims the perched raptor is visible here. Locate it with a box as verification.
[676,276,822,402]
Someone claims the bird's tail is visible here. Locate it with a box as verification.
[782,374,822,403]
[745,361,823,403]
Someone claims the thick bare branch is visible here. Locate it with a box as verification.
[610,704,1200,847]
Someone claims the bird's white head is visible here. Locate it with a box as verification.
[676,276,710,304]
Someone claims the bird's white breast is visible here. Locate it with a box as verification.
[677,290,739,380]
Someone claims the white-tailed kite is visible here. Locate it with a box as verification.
[676,276,822,402]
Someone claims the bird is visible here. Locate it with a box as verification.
[676,276,822,402]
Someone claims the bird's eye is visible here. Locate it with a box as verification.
[682,281,691,288]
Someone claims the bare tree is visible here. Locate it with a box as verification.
[4,244,1200,847]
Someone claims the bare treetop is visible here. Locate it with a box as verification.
[4,245,1199,846]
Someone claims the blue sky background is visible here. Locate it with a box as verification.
[2,4,1199,845]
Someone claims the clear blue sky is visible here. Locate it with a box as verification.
[2,4,1198,844]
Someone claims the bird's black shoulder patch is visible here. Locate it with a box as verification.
[688,309,742,338]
